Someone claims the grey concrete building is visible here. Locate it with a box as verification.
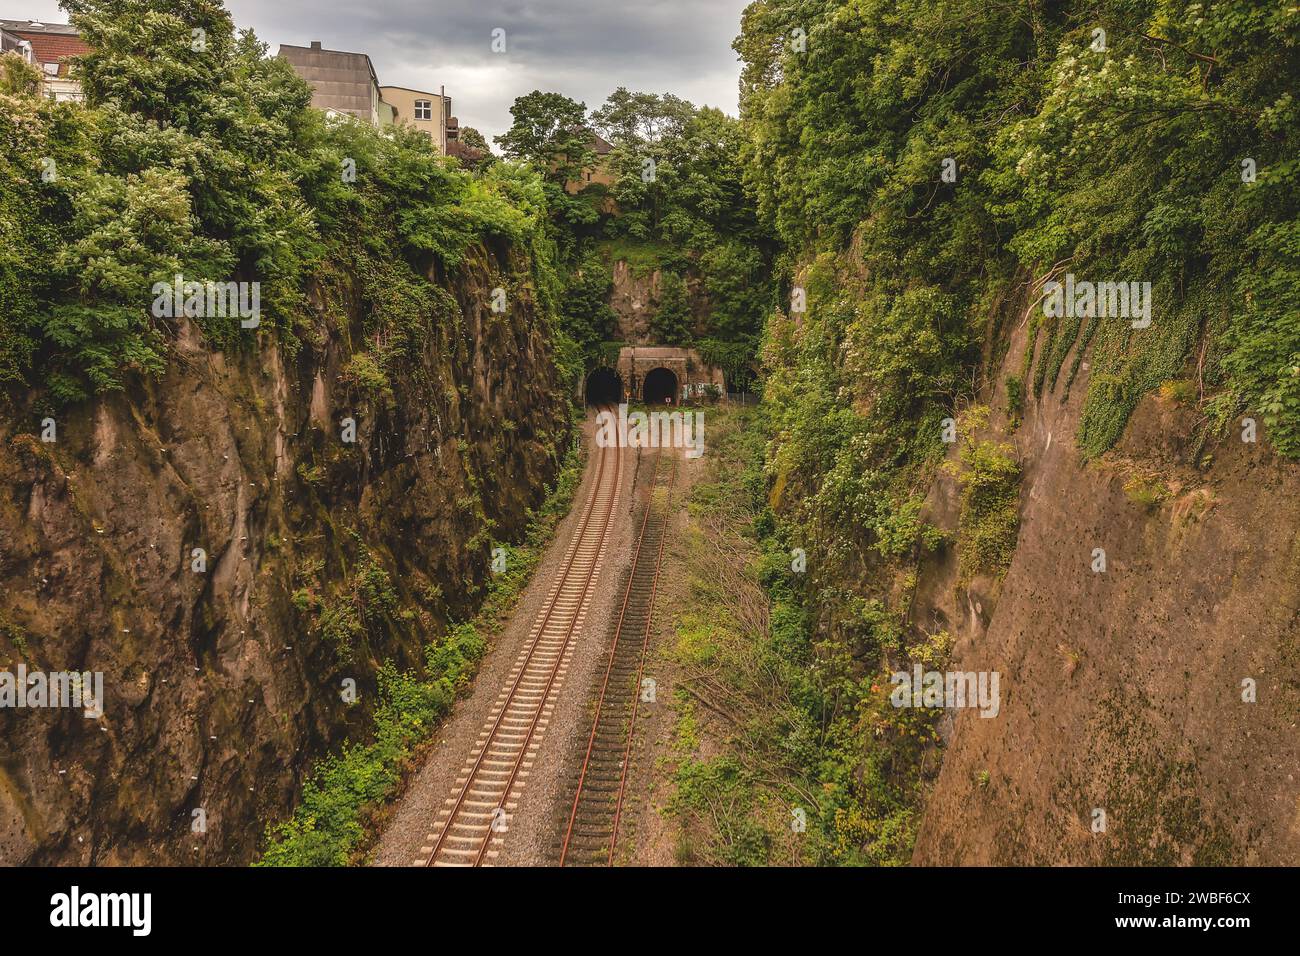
[278,41,381,126]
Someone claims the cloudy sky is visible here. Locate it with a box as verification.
[15,0,751,143]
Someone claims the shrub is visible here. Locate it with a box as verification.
[947,439,1021,581]
[1005,375,1024,429]
[343,353,391,395]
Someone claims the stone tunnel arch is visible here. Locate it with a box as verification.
[723,361,762,396]
[585,367,623,405]
[642,367,679,406]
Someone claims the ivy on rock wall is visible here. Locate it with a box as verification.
[732,0,1300,861]
[739,0,1300,457]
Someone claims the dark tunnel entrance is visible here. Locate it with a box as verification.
[642,367,679,406]
[585,367,623,406]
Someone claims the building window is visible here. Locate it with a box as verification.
[414,99,432,121]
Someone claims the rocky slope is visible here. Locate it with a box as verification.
[608,258,659,343]
[0,245,569,865]
[910,294,1300,864]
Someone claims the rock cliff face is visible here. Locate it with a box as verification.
[910,299,1300,864]
[609,259,658,343]
[0,244,569,865]
[607,258,707,344]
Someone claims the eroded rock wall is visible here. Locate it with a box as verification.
[0,244,569,865]
[911,303,1300,865]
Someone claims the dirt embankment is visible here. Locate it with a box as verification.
[0,245,569,865]
[911,303,1300,865]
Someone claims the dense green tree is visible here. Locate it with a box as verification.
[651,272,691,346]
[584,89,776,358]
[458,126,490,152]
[495,90,591,179]
[496,90,599,231]
[0,0,564,400]
[495,84,776,370]
[559,253,618,356]
[590,87,692,145]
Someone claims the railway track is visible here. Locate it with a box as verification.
[418,406,622,867]
[556,449,679,866]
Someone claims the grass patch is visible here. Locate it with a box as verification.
[596,237,678,277]
[1123,474,1168,512]
[1158,379,1196,404]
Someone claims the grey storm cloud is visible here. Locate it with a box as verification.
[239,0,753,142]
[20,0,750,141]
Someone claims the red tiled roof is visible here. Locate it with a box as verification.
[13,30,90,74]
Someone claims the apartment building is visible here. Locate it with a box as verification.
[278,41,381,126]
[378,85,450,151]
[0,19,91,101]
[278,40,475,158]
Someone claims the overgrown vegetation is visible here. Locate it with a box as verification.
[665,407,942,865]
[721,0,1300,864]
[944,409,1022,581]
[739,0,1300,458]
[0,0,565,403]
[495,87,777,379]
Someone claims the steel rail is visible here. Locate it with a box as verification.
[423,404,621,866]
[558,449,677,866]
